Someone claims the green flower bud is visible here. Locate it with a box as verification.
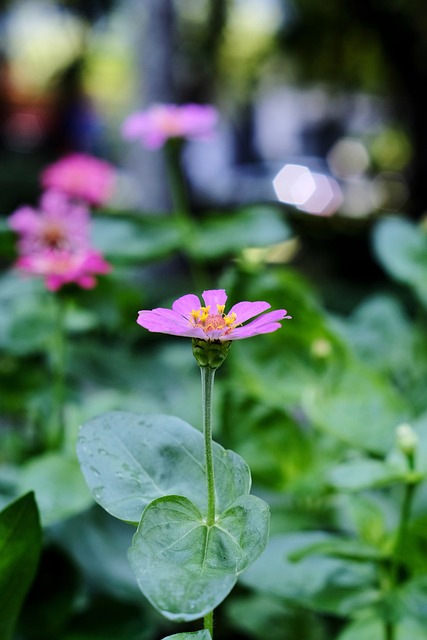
[396,423,418,456]
[192,338,231,370]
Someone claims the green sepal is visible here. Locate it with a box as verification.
[192,338,231,369]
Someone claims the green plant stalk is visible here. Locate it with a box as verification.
[46,295,66,450]
[204,610,214,638]
[384,471,418,640]
[201,365,216,526]
[201,365,216,637]
[389,480,417,588]
[164,139,192,232]
[384,620,394,640]
[164,139,206,289]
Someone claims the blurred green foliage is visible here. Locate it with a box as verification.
[2,202,427,639]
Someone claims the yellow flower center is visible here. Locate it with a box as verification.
[190,304,237,334]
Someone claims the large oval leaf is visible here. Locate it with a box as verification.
[128,494,269,621]
[162,632,211,639]
[77,412,251,524]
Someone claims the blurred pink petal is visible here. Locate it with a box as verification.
[16,249,111,291]
[122,103,218,149]
[41,153,116,206]
[8,190,90,255]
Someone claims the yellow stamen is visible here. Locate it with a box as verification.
[224,312,237,326]
[189,304,238,334]
[200,306,210,322]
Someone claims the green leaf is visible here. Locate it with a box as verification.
[128,493,269,621]
[240,532,377,616]
[18,453,93,526]
[77,412,251,525]
[0,492,42,640]
[305,364,408,454]
[0,271,52,355]
[337,617,427,640]
[289,537,385,563]
[400,576,427,623]
[52,506,141,603]
[191,206,291,259]
[162,632,211,640]
[337,618,383,640]
[92,214,180,262]
[329,458,405,492]
[336,493,393,547]
[373,216,427,306]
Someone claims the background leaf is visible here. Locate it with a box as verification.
[240,532,377,616]
[328,458,405,492]
[373,216,427,306]
[191,205,291,259]
[0,492,42,640]
[18,453,93,526]
[92,214,180,263]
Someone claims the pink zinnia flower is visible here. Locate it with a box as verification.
[121,103,218,150]
[41,153,116,206]
[137,289,291,341]
[16,248,111,291]
[9,190,90,255]
[9,190,111,291]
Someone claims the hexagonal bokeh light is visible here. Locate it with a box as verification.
[273,163,343,216]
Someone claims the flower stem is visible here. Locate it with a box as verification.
[389,480,417,587]
[164,139,192,228]
[384,620,394,640]
[200,365,216,638]
[204,610,214,638]
[46,295,66,450]
[200,366,216,526]
[384,465,418,640]
[164,139,206,290]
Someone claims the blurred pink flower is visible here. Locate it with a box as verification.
[9,190,111,291]
[41,153,115,206]
[122,103,218,149]
[16,248,111,291]
[9,190,91,255]
[137,289,291,341]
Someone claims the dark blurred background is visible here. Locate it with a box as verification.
[1,0,426,300]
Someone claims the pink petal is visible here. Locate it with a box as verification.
[228,300,271,324]
[202,289,227,309]
[8,207,40,234]
[121,113,149,139]
[172,294,201,317]
[231,309,290,339]
[137,308,191,332]
[230,322,285,340]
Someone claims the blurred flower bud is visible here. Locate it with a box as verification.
[396,423,418,456]
[311,338,332,358]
